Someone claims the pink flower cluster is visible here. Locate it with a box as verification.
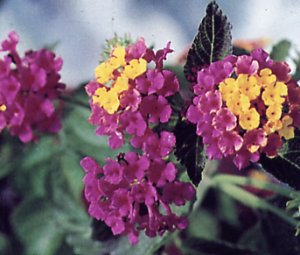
[82,39,195,244]
[0,32,65,142]
[186,48,300,169]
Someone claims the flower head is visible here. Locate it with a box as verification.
[81,153,195,245]
[86,38,179,150]
[0,31,65,142]
[186,48,300,169]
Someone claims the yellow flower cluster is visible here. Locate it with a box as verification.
[92,46,147,114]
[219,68,294,139]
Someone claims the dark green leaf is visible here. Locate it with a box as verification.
[184,1,232,82]
[259,129,300,190]
[238,222,269,254]
[183,237,259,255]
[174,121,206,186]
[270,40,291,61]
[261,209,300,255]
[293,50,300,81]
[233,46,250,56]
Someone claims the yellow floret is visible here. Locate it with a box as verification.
[112,75,129,94]
[263,120,283,134]
[226,92,250,116]
[257,68,276,87]
[219,78,239,102]
[278,115,295,140]
[237,74,261,101]
[266,104,282,121]
[261,81,288,106]
[124,58,147,80]
[95,62,114,84]
[109,46,126,69]
[93,87,120,114]
[239,108,260,130]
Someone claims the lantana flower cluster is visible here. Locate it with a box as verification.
[0,32,65,142]
[187,48,300,169]
[82,39,195,244]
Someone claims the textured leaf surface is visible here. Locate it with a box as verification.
[184,1,232,82]
[174,121,206,186]
[259,129,300,190]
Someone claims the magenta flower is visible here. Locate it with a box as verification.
[120,111,147,137]
[213,108,237,131]
[103,158,124,185]
[0,31,65,142]
[140,95,172,123]
[81,152,195,245]
[123,152,150,182]
[135,69,164,95]
[142,131,176,159]
[235,55,259,75]
[148,159,176,187]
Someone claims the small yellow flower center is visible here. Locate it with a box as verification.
[0,104,6,112]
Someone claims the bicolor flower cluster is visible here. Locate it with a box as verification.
[0,32,65,142]
[82,39,195,244]
[187,49,300,169]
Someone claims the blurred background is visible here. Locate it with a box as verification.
[1,0,300,87]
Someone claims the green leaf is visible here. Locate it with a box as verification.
[11,198,64,255]
[60,150,85,203]
[102,233,166,255]
[270,40,291,61]
[238,223,269,254]
[174,121,206,186]
[293,50,300,81]
[0,233,9,254]
[66,233,102,255]
[0,140,14,178]
[259,129,300,190]
[184,0,232,82]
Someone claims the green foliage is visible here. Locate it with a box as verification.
[184,0,232,82]
[11,198,65,255]
[270,39,292,61]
